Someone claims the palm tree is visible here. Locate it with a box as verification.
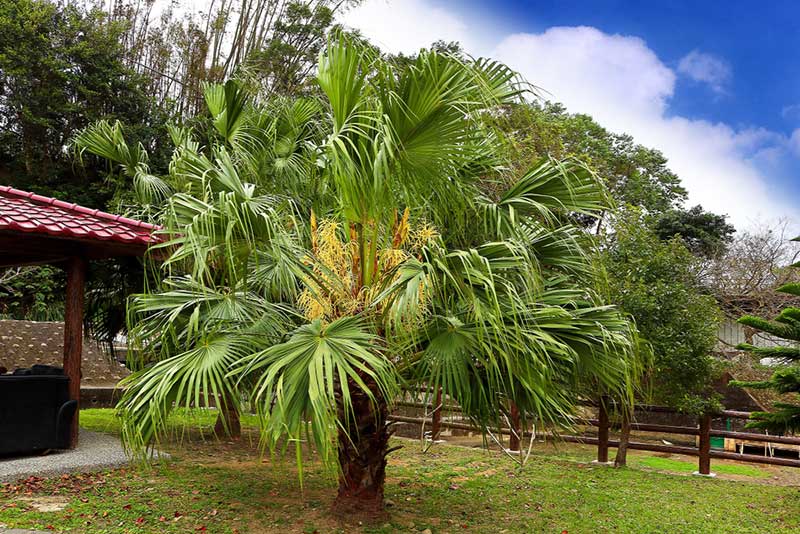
[74,37,642,513]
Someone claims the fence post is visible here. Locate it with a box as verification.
[597,396,610,463]
[431,387,442,441]
[696,413,714,476]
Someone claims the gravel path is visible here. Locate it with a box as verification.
[0,430,136,483]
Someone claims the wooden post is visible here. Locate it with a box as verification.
[597,396,610,463]
[63,256,87,449]
[430,387,442,441]
[614,410,631,467]
[698,414,712,475]
[508,402,521,452]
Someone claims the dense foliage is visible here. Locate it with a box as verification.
[601,211,722,411]
[0,0,168,207]
[0,266,64,320]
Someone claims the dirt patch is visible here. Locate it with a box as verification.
[17,495,70,512]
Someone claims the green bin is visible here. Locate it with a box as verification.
[710,418,731,450]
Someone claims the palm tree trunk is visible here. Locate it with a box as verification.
[430,387,443,441]
[333,374,390,515]
[214,393,241,439]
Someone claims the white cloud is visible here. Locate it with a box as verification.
[342,1,799,230]
[494,28,795,229]
[781,103,800,119]
[339,0,476,55]
[495,28,675,120]
[677,50,732,93]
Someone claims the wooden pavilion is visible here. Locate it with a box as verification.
[0,185,160,448]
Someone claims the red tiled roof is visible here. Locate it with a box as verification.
[0,186,160,246]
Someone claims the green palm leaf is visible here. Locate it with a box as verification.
[230,317,399,472]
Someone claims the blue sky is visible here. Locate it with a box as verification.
[467,0,800,133]
[343,0,800,229]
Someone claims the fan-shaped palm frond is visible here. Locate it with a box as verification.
[492,156,609,224]
[230,316,399,471]
[118,335,255,457]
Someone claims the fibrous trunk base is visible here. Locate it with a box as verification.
[333,374,390,516]
[214,397,241,440]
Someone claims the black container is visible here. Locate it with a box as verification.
[0,371,77,455]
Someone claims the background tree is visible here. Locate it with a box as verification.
[705,220,800,325]
[730,257,800,433]
[654,205,735,258]
[487,101,735,244]
[489,101,687,217]
[0,0,165,207]
[601,210,722,410]
[243,1,336,96]
[103,0,359,108]
[600,209,722,464]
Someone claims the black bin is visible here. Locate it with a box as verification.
[0,367,77,455]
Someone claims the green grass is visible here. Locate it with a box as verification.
[632,455,769,478]
[79,407,262,435]
[1,409,799,533]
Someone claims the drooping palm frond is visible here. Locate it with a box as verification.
[118,273,297,456]
[515,223,597,280]
[157,166,298,286]
[229,316,400,472]
[125,275,293,366]
[118,334,256,458]
[376,236,639,432]
[73,120,173,206]
[488,157,610,227]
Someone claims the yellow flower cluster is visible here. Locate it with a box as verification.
[298,210,437,323]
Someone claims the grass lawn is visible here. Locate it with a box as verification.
[1,409,799,533]
[631,455,769,478]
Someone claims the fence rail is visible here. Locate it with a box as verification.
[390,397,800,474]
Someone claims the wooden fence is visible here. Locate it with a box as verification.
[592,402,800,473]
[389,398,800,474]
